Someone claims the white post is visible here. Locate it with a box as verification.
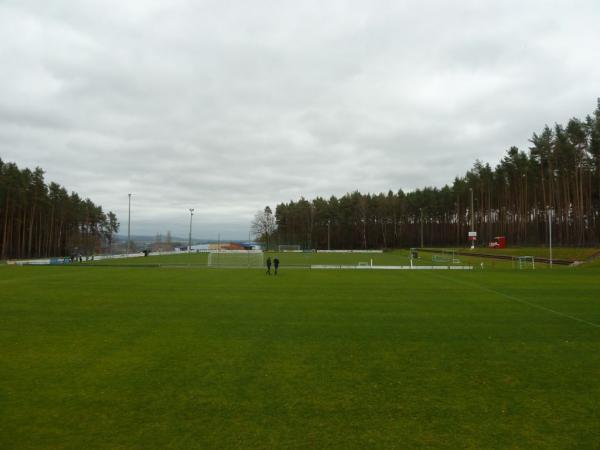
[127,193,131,255]
[188,208,194,253]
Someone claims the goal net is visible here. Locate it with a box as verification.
[208,251,264,268]
[431,249,460,264]
[278,244,301,252]
[513,255,535,269]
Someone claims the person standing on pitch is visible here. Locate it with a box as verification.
[266,256,272,275]
[273,257,280,275]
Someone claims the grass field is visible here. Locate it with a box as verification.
[2,257,600,448]
[90,249,546,269]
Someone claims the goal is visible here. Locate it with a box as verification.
[278,244,301,252]
[431,249,460,264]
[513,255,535,269]
[208,251,264,268]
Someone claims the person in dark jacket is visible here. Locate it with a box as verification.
[273,257,280,275]
[266,257,272,275]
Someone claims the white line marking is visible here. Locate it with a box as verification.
[433,273,600,330]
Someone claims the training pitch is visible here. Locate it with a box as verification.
[1,252,599,448]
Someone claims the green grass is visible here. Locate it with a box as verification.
[2,262,600,448]
[92,250,527,269]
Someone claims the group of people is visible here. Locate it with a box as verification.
[69,253,94,262]
[265,256,280,275]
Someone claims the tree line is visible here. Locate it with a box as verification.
[0,159,119,259]
[268,99,600,249]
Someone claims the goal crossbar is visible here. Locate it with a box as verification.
[278,244,302,252]
[208,251,264,268]
[513,255,535,269]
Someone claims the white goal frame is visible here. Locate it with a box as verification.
[513,255,535,270]
[278,244,302,252]
[207,250,264,268]
[431,249,461,264]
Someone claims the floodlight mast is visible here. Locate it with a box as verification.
[127,193,132,255]
[548,207,553,268]
[188,208,194,253]
[420,208,424,249]
[470,187,475,249]
[327,219,331,250]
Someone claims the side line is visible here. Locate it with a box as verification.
[432,273,600,330]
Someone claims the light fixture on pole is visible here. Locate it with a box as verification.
[127,193,132,255]
[188,208,194,252]
[327,219,331,251]
[469,187,475,249]
[420,208,424,249]
[547,206,553,268]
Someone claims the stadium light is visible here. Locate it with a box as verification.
[420,208,424,249]
[188,208,194,253]
[547,206,553,268]
[327,219,331,250]
[470,188,475,249]
[127,193,132,255]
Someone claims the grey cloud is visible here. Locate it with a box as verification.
[1,0,599,238]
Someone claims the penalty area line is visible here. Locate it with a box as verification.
[431,273,600,330]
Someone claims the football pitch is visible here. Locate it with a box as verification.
[1,258,600,448]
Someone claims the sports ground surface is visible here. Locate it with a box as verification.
[2,251,600,448]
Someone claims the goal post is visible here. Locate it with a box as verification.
[278,244,301,252]
[513,255,535,270]
[207,251,264,268]
[431,249,460,264]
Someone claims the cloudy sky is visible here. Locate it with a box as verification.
[1,0,599,239]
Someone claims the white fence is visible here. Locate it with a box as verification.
[9,250,190,266]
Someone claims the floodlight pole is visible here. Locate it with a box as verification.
[188,208,194,253]
[248,230,251,266]
[470,187,475,249]
[420,208,424,249]
[548,207,553,268]
[127,193,131,255]
[327,219,331,250]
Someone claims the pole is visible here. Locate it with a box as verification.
[327,219,331,250]
[127,193,131,255]
[548,207,553,268]
[470,187,475,249]
[420,208,424,249]
[188,208,194,252]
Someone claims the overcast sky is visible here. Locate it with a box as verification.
[1,0,599,239]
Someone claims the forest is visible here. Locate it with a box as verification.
[272,99,600,249]
[0,160,119,259]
